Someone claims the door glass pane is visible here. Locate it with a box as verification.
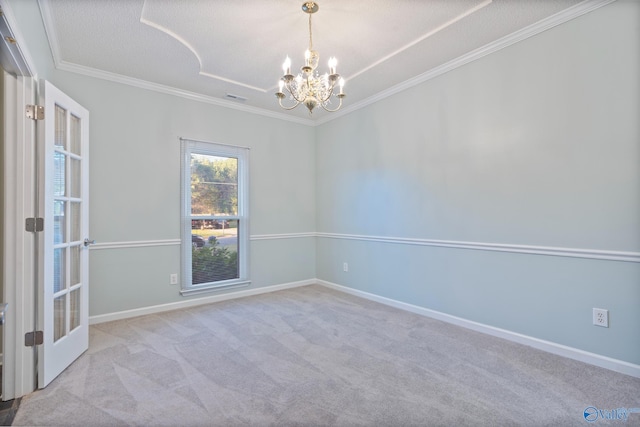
[54,295,66,342]
[70,202,81,242]
[190,154,238,216]
[70,245,81,286]
[70,114,81,155]
[54,152,66,196]
[69,288,80,332]
[54,200,66,244]
[70,157,81,198]
[54,248,66,293]
[55,105,67,150]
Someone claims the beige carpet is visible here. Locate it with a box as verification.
[13,285,640,426]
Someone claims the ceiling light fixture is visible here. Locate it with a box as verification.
[276,2,345,115]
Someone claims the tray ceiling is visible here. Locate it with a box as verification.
[39,0,597,123]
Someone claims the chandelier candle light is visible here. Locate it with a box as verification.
[276,1,345,114]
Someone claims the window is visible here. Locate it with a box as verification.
[181,139,249,294]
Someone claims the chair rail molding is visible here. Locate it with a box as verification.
[90,234,640,263]
[316,232,640,263]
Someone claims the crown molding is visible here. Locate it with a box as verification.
[314,0,618,125]
[54,60,314,126]
[37,0,59,69]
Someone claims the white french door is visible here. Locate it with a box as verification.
[38,80,90,388]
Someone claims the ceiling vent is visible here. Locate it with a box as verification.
[224,93,247,103]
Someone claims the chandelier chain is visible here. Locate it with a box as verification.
[308,13,313,51]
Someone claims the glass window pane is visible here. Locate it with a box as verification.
[55,105,67,150]
[182,140,248,292]
[54,248,66,293]
[192,221,239,285]
[70,157,81,198]
[54,152,66,196]
[70,202,81,242]
[70,114,81,155]
[54,201,66,244]
[54,295,66,342]
[70,245,81,286]
[190,154,238,216]
[70,288,80,332]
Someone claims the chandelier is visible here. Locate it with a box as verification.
[275,2,345,115]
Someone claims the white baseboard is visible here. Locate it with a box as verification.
[88,279,315,325]
[317,279,640,379]
[88,276,639,379]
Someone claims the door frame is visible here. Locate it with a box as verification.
[2,71,37,401]
[1,0,39,400]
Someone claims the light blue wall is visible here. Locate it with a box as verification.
[316,0,640,365]
[6,0,317,316]
[59,74,317,316]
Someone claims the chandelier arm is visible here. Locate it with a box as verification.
[278,96,301,110]
[320,96,344,113]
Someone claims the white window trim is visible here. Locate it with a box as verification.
[180,138,250,295]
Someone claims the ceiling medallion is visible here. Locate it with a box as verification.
[275,2,345,115]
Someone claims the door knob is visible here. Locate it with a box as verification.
[83,238,96,247]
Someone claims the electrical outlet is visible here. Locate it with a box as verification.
[593,308,608,328]
[343,262,348,272]
[170,273,178,285]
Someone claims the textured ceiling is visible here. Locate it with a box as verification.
[39,0,590,123]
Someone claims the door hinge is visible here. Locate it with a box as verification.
[26,104,44,120]
[25,331,44,346]
[25,217,44,232]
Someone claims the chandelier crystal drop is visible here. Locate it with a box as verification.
[275,2,345,115]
